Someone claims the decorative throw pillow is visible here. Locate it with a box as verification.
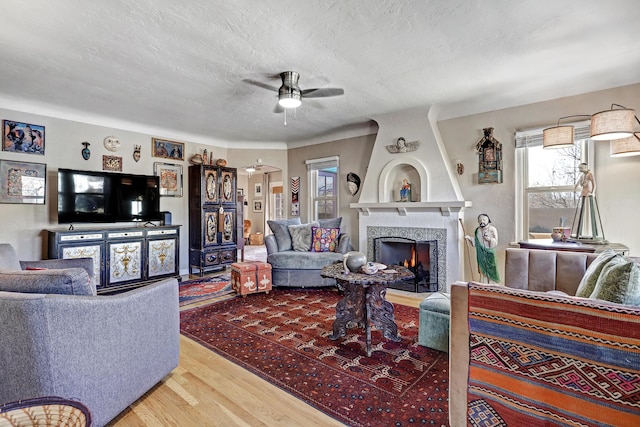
[288,222,319,252]
[267,218,301,251]
[575,250,621,298]
[318,217,342,229]
[590,259,640,306]
[0,268,95,296]
[311,227,340,252]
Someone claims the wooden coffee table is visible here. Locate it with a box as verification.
[321,263,414,356]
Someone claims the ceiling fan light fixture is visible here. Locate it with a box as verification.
[245,166,256,173]
[278,88,301,109]
[590,107,636,140]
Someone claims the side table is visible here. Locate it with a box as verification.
[320,263,414,356]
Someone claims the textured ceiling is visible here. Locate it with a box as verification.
[1,0,639,146]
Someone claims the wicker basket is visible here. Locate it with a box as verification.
[0,396,91,427]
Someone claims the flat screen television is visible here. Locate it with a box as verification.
[57,168,161,224]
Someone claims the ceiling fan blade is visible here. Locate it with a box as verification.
[242,79,279,92]
[301,87,344,98]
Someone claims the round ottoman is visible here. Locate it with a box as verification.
[418,292,450,352]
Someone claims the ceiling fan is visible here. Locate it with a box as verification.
[244,71,345,111]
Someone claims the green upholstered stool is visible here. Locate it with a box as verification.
[418,292,450,352]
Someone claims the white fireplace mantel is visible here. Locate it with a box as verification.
[351,201,472,216]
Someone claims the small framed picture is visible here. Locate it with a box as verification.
[0,159,46,204]
[154,162,183,197]
[254,182,262,197]
[152,137,185,161]
[102,155,122,171]
[253,199,263,213]
[2,120,45,155]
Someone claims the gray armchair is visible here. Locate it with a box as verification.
[0,243,180,427]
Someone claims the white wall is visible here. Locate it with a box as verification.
[0,108,229,273]
[439,83,640,281]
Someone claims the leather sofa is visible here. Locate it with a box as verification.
[449,247,640,426]
[0,243,180,427]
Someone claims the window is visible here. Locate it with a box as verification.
[515,122,593,240]
[306,156,339,220]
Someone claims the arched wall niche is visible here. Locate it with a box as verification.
[378,157,428,203]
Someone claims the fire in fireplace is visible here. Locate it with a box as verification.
[373,237,438,292]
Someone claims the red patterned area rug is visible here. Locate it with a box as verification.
[179,274,233,307]
[180,288,449,426]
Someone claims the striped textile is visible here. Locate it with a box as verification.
[467,283,640,427]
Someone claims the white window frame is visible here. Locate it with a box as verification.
[305,156,339,221]
[515,121,593,241]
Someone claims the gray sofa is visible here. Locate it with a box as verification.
[265,218,351,287]
[0,243,179,427]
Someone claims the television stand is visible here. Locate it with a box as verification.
[47,225,181,293]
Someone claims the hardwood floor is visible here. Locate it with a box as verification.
[108,288,424,426]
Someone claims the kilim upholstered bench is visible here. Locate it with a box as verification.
[231,261,272,297]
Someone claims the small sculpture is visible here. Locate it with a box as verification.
[347,172,361,196]
[465,213,500,283]
[343,251,367,273]
[386,137,420,153]
[399,179,411,202]
[133,145,141,162]
[81,141,91,160]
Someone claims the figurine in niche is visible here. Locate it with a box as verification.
[399,179,411,202]
[133,145,141,162]
[386,137,420,153]
[347,172,361,196]
[465,213,500,283]
[81,141,91,160]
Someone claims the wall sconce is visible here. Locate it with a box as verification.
[543,104,640,156]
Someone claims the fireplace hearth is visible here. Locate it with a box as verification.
[374,237,438,292]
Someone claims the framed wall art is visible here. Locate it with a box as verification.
[152,137,184,161]
[253,199,263,213]
[2,120,45,155]
[254,182,262,197]
[102,155,122,171]
[0,159,46,204]
[154,162,183,197]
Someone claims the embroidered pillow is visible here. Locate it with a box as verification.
[589,259,640,306]
[311,227,340,252]
[575,249,621,298]
[288,222,319,252]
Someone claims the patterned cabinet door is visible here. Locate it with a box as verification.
[220,209,235,244]
[60,243,103,288]
[147,238,177,278]
[108,241,143,284]
[220,169,236,204]
[203,208,218,246]
[203,167,218,204]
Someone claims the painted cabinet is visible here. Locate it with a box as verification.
[48,225,180,293]
[188,165,238,275]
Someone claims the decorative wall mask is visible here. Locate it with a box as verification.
[475,127,503,184]
[81,141,91,160]
[133,145,141,162]
[347,172,361,196]
[386,137,419,153]
[103,136,121,152]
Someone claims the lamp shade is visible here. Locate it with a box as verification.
[610,133,640,157]
[278,88,301,108]
[543,126,575,149]
[590,108,636,140]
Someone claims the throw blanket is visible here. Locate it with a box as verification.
[467,284,640,427]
